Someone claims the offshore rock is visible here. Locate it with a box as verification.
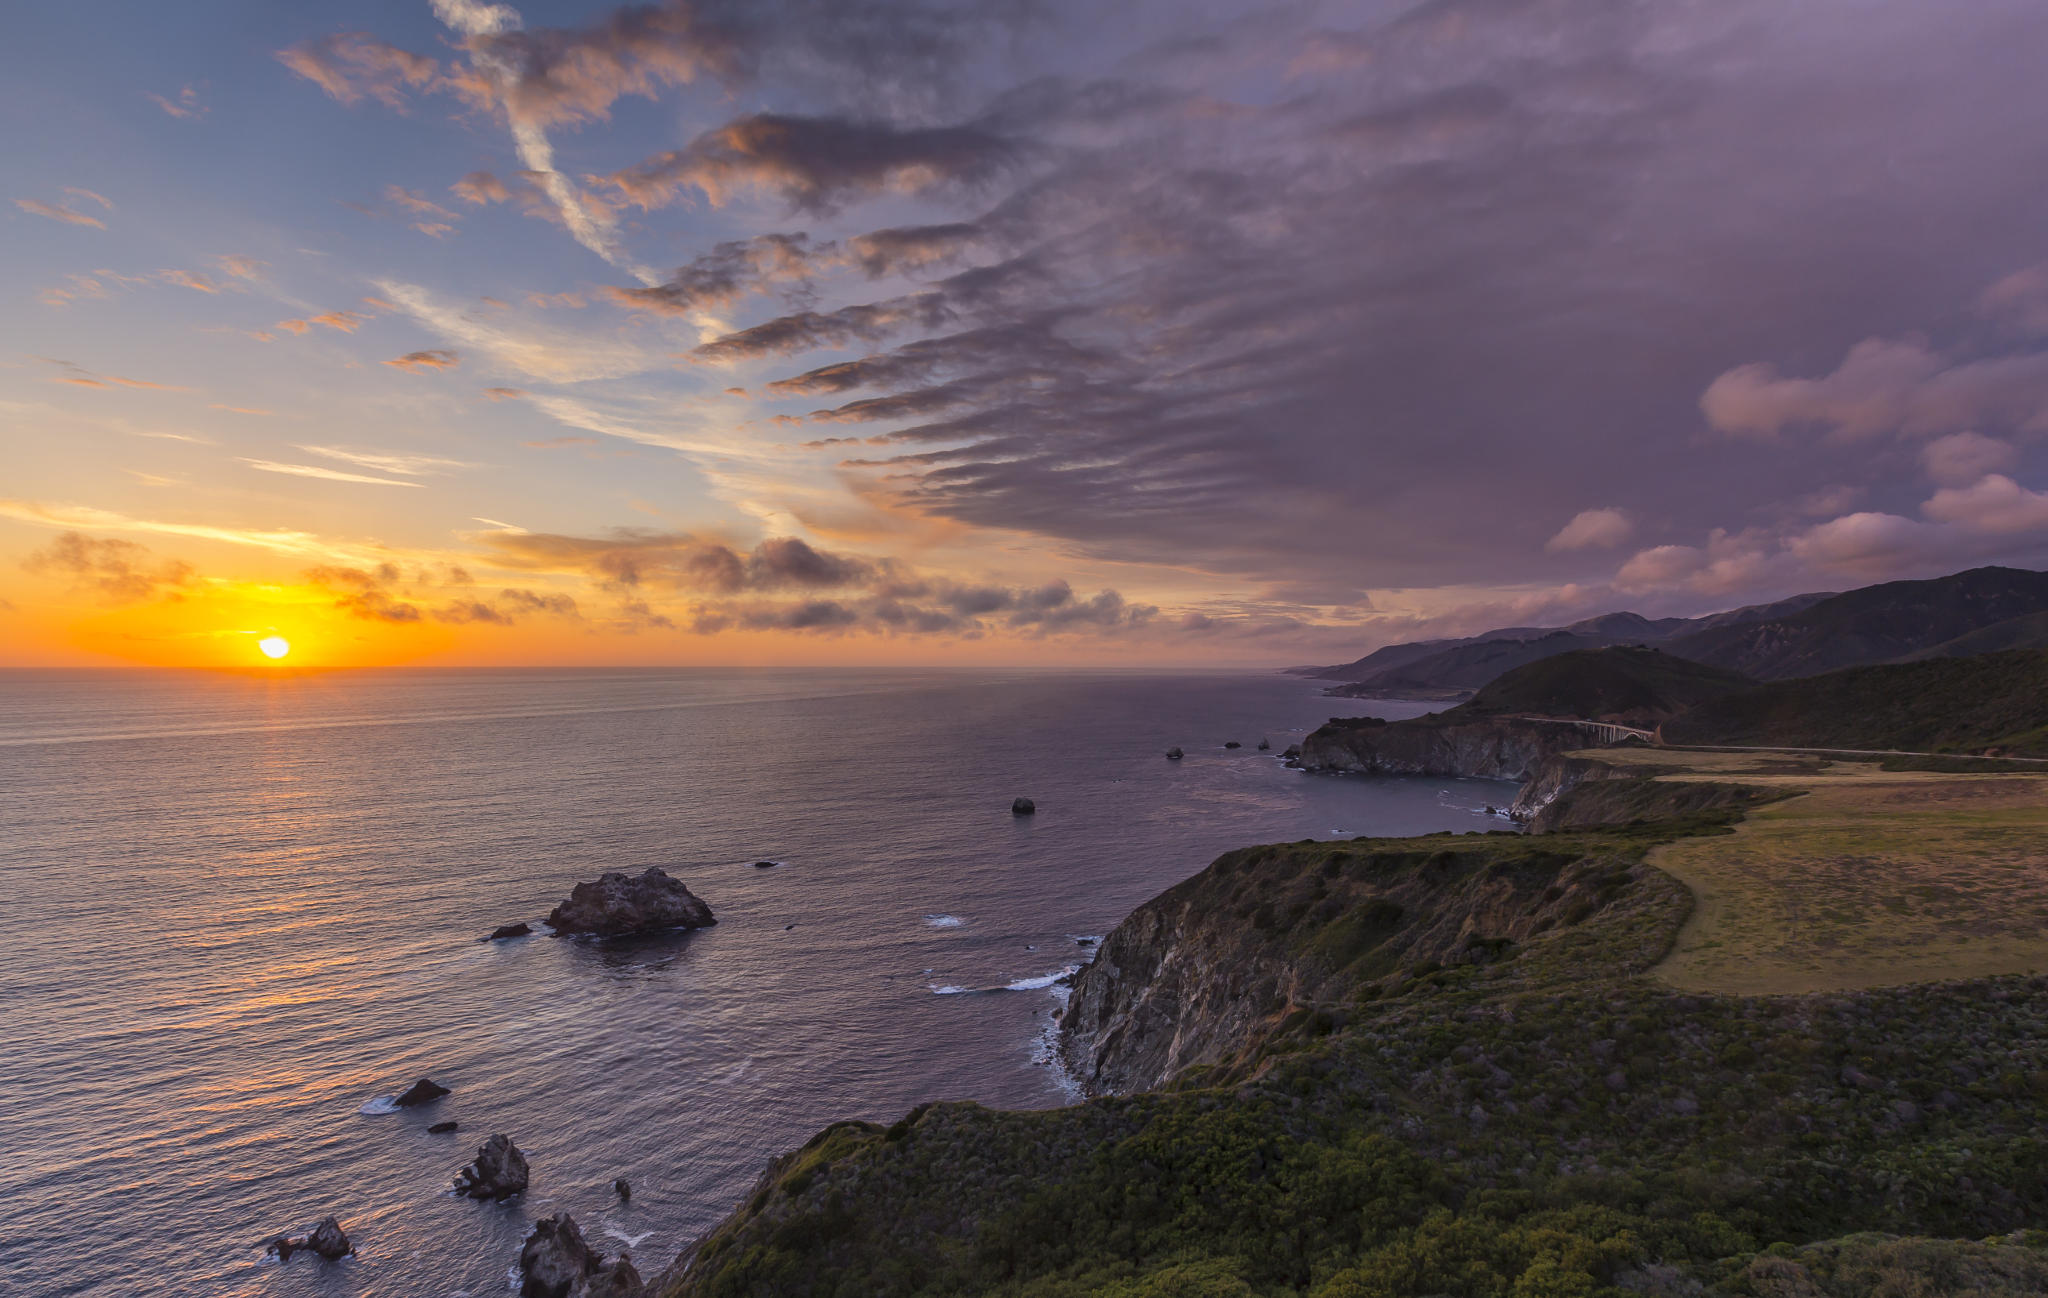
[546,868,714,938]
[270,1215,352,1261]
[520,1215,594,1297]
[393,1077,450,1108]
[455,1134,529,1200]
[1165,747,1184,760]
[1012,797,1036,815]
[487,922,533,941]
[519,1214,643,1298]
[428,1120,459,1134]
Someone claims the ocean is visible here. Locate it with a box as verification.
[0,668,1514,1297]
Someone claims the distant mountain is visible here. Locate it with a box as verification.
[1662,649,2048,756]
[1310,592,1833,698]
[1455,647,1756,724]
[1666,567,2048,679]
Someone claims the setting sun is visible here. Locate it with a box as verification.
[257,636,291,660]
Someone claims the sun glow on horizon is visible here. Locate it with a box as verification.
[257,636,291,660]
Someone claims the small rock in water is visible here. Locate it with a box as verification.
[454,1133,530,1200]
[1257,738,1271,751]
[784,923,797,931]
[269,1215,352,1262]
[753,860,777,869]
[486,922,532,941]
[428,1121,459,1134]
[393,1077,450,1108]
[1011,797,1036,815]
[1165,747,1184,760]
[614,1177,632,1200]
[1223,741,1241,749]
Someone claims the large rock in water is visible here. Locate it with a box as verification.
[519,1214,643,1298]
[546,868,715,938]
[270,1215,352,1261]
[393,1077,449,1107]
[454,1134,529,1200]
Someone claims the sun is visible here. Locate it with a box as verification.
[257,635,291,660]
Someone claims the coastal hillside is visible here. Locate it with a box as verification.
[1666,566,2048,680]
[1455,646,1754,723]
[659,799,2048,1298]
[1299,595,1829,695]
[1662,649,2048,755]
[1304,565,2048,702]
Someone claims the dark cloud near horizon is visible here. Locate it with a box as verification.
[24,533,193,605]
[475,526,1155,636]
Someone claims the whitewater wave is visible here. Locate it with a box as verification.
[356,1095,400,1116]
[603,1226,652,1248]
[929,965,1080,996]
[923,914,966,928]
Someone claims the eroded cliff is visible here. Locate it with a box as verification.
[1058,834,1677,1093]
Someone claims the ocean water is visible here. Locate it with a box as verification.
[0,668,1515,1297]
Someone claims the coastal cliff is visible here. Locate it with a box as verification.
[1058,835,1680,1094]
[1294,714,1580,780]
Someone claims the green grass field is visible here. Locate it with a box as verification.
[1595,751,2048,993]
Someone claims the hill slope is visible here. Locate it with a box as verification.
[1667,566,2048,679]
[1662,648,2048,754]
[1456,646,1755,723]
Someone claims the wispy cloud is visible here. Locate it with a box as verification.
[383,349,461,373]
[374,279,656,382]
[39,358,188,391]
[14,197,106,229]
[276,32,436,110]
[300,445,470,475]
[0,500,350,558]
[149,86,207,119]
[240,459,426,488]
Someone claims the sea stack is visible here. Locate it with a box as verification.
[454,1134,529,1200]
[546,867,715,938]
[393,1077,449,1108]
[269,1216,352,1262]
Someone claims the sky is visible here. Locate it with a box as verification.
[6,0,2048,668]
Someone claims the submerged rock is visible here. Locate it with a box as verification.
[270,1215,352,1262]
[428,1120,459,1134]
[546,868,715,938]
[454,1133,529,1200]
[487,922,533,941]
[1223,741,1242,749]
[1012,797,1036,815]
[393,1077,450,1108]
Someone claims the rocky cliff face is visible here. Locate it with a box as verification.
[1294,716,1579,780]
[1508,755,1621,823]
[1058,837,1664,1094]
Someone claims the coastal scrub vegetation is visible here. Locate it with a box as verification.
[657,800,2048,1298]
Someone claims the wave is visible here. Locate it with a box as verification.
[929,965,1080,996]
[604,1226,653,1249]
[1005,966,1081,991]
[356,1095,400,1116]
[923,914,966,928]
